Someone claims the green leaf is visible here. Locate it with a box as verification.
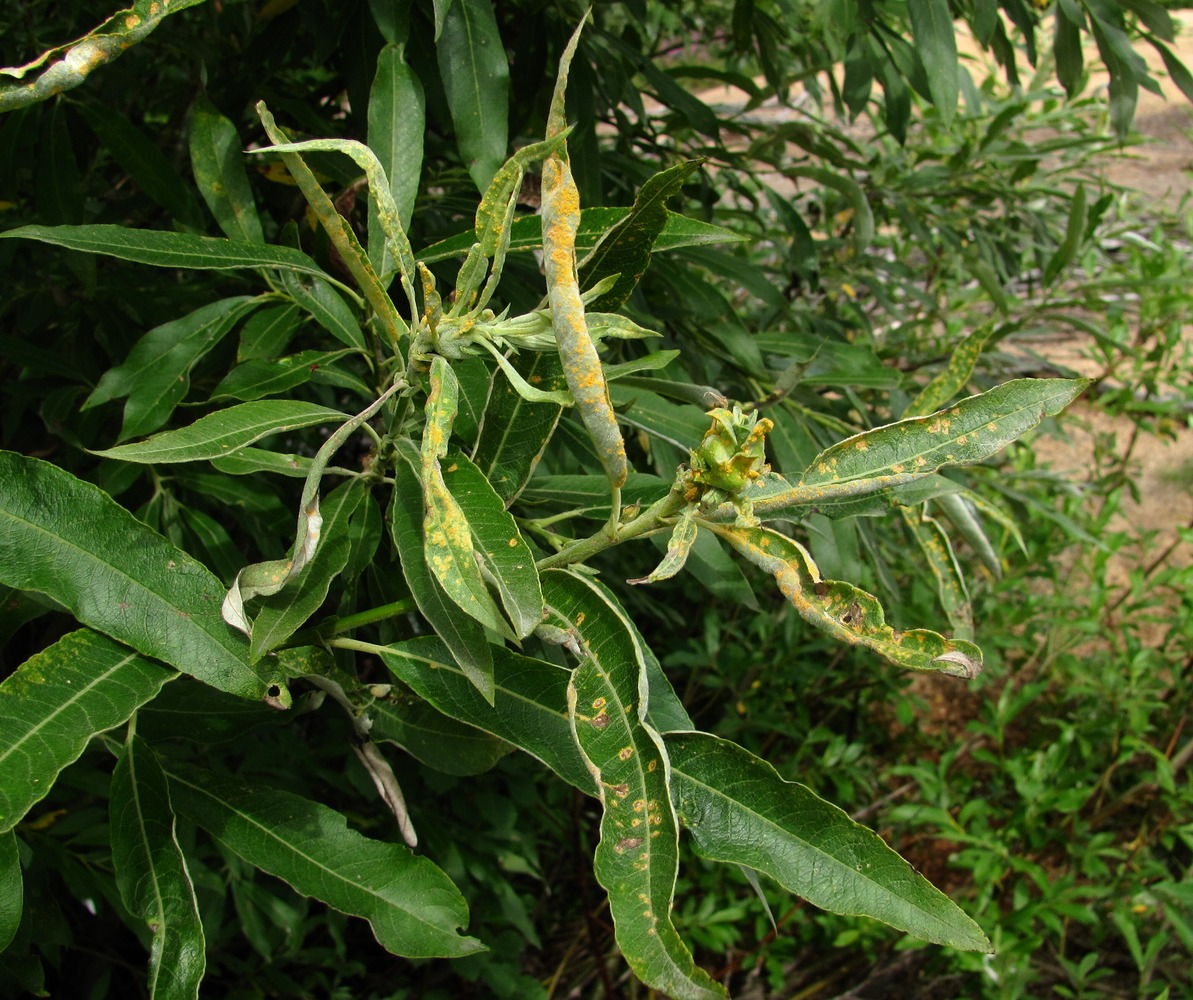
[211,350,355,402]
[380,636,596,795]
[1043,182,1087,287]
[908,0,959,124]
[0,224,328,278]
[85,297,260,441]
[797,379,1090,501]
[165,763,482,958]
[544,571,724,999]
[249,480,368,659]
[209,447,313,478]
[629,509,698,585]
[418,208,745,264]
[901,507,974,639]
[82,102,205,230]
[390,458,495,702]
[440,449,542,638]
[278,270,368,353]
[786,166,874,255]
[89,401,348,464]
[1153,39,1193,106]
[473,351,566,502]
[370,695,513,777]
[711,522,983,676]
[254,104,410,347]
[0,630,172,833]
[436,0,509,191]
[189,95,264,244]
[1054,5,1085,97]
[904,326,992,418]
[237,302,302,361]
[609,385,710,451]
[368,43,424,272]
[36,97,83,227]
[111,736,206,1000]
[578,159,703,311]
[0,454,269,701]
[665,732,992,951]
[420,358,512,639]
[0,830,20,951]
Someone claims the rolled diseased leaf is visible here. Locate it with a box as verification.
[541,20,627,493]
[419,358,512,640]
[628,509,698,585]
[711,521,982,677]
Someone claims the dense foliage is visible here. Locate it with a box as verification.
[1,1,1191,997]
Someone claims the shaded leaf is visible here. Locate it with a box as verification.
[189,95,264,243]
[210,349,355,402]
[904,326,992,419]
[908,0,959,124]
[278,270,368,353]
[0,830,19,951]
[579,159,703,311]
[85,297,260,441]
[111,735,206,1000]
[250,480,369,659]
[370,694,513,776]
[0,630,172,832]
[165,763,482,958]
[436,0,509,191]
[368,42,424,271]
[0,224,328,278]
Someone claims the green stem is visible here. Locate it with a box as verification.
[286,599,417,647]
[329,637,391,656]
[536,485,688,571]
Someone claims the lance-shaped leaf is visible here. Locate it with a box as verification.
[436,0,509,192]
[796,379,1090,502]
[90,401,348,465]
[901,507,974,640]
[542,23,627,494]
[0,224,328,278]
[909,0,960,125]
[380,636,595,795]
[252,134,420,319]
[390,458,495,702]
[249,480,369,659]
[371,694,513,777]
[278,271,368,353]
[254,103,409,347]
[904,326,992,419]
[418,208,745,264]
[578,159,703,311]
[0,830,19,951]
[420,358,512,639]
[221,384,402,636]
[472,351,567,503]
[367,42,424,272]
[165,763,482,958]
[211,349,355,402]
[545,570,724,999]
[711,522,982,677]
[629,508,698,585]
[0,630,173,832]
[238,302,301,361]
[84,297,260,441]
[440,448,542,638]
[111,736,206,1000]
[664,732,992,952]
[0,454,269,702]
[189,95,264,244]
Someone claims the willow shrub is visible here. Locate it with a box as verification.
[0,4,1123,997]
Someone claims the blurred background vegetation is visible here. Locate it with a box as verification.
[1,0,1191,996]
